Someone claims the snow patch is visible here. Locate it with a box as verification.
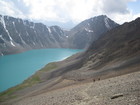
[0,35,10,47]
[18,19,21,23]
[53,27,64,39]
[1,16,13,41]
[85,28,94,32]
[0,35,2,38]
[34,30,37,35]
[1,53,4,56]
[41,43,43,47]
[23,20,27,26]
[52,27,57,32]
[12,21,15,25]
[10,41,15,46]
[0,35,5,41]
[30,24,35,29]
[104,17,111,29]
[19,33,26,44]
[26,31,29,36]
[47,27,51,33]
[12,21,19,34]
[0,52,4,56]
[30,26,34,29]
[60,30,64,36]
[33,42,36,45]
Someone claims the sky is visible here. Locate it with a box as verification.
[0,0,140,28]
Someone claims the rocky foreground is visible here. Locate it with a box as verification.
[4,71,138,105]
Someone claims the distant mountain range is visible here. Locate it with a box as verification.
[0,15,67,55]
[0,15,118,56]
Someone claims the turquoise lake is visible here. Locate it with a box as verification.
[0,48,83,92]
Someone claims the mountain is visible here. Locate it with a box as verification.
[67,15,119,49]
[0,15,67,56]
[0,17,139,104]
[0,15,118,56]
[35,17,140,81]
[85,17,140,71]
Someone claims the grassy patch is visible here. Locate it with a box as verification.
[23,74,41,84]
[0,74,41,102]
[39,62,57,72]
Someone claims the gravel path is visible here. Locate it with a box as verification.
[12,71,140,105]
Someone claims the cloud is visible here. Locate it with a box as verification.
[102,0,130,14]
[22,0,140,24]
[0,0,25,18]
[22,0,98,23]
[20,0,103,23]
[23,0,57,19]
[100,0,140,24]
[0,0,140,25]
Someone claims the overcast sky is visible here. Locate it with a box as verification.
[0,0,140,28]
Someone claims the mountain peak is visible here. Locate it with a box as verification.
[89,15,108,21]
[94,15,107,18]
[67,15,119,49]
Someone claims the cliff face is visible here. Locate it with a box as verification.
[0,15,67,55]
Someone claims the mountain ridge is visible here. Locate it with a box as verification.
[0,15,67,56]
[0,15,119,56]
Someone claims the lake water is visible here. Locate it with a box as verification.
[0,48,83,92]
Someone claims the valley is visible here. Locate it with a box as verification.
[0,15,140,105]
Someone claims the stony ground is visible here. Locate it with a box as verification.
[11,71,140,105]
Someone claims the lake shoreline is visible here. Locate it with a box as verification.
[0,48,83,92]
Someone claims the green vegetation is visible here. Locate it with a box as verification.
[0,74,41,102]
[0,62,58,102]
[39,62,57,72]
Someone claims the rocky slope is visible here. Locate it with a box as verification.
[67,15,119,49]
[0,15,118,56]
[8,71,140,105]
[0,17,139,105]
